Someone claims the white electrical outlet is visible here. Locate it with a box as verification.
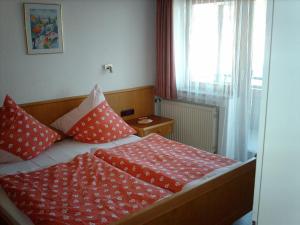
[103,64,113,73]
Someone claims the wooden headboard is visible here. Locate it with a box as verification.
[19,86,154,126]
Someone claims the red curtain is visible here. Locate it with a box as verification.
[155,0,177,100]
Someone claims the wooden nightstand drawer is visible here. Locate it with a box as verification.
[142,123,173,136]
[126,115,174,137]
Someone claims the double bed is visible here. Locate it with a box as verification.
[0,86,255,225]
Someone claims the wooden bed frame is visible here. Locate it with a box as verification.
[0,85,256,225]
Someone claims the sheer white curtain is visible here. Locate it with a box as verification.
[173,0,267,161]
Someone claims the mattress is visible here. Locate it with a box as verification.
[0,135,241,225]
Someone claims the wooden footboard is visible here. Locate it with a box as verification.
[113,158,256,225]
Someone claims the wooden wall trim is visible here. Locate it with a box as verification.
[20,85,154,107]
[15,86,154,126]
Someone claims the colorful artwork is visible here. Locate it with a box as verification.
[24,4,63,54]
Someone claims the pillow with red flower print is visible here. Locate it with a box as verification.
[0,96,61,162]
[51,85,136,143]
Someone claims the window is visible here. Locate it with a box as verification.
[173,0,267,100]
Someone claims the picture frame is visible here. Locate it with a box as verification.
[24,3,64,54]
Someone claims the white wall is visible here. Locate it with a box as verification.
[254,0,300,224]
[0,0,156,104]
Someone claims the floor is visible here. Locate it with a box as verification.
[232,212,253,225]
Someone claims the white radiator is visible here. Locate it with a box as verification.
[160,100,218,153]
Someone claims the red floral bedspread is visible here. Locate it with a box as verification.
[0,153,170,225]
[94,134,236,192]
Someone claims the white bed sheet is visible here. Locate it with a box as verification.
[0,135,241,225]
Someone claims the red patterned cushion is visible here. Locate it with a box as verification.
[0,96,61,160]
[67,100,136,143]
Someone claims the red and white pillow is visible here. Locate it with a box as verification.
[0,96,61,162]
[51,85,136,143]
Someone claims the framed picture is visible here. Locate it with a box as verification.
[24,3,63,54]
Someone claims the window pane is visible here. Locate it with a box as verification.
[251,0,267,87]
[189,3,234,85]
[219,4,234,84]
[189,3,219,84]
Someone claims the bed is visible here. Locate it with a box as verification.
[0,86,256,225]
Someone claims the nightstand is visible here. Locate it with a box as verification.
[126,115,174,137]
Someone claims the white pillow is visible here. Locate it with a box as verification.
[51,84,105,133]
[0,149,23,164]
